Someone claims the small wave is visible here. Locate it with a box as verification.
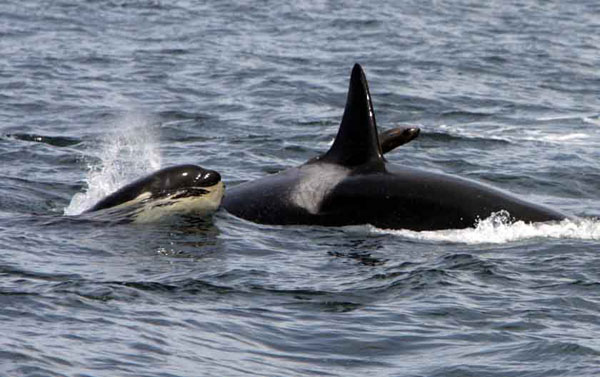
[64,112,161,215]
[517,130,590,145]
[536,114,584,122]
[534,133,589,143]
[433,124,595,146]
[434,124,512,144]
[372,211,600,244]
[583,115,600,126]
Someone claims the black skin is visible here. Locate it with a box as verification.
[222,64,566,230]
[86,164,221,212]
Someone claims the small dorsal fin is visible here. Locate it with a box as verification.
[321,64,384,167]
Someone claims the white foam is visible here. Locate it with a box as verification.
[436,124,512,143]
[536,114,582,121]
[371,211,600,244]
[64,112,162,215]
[583,116,600,126]
[434,124,594,145]
[535,132,589,143]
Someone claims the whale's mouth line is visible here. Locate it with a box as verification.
[157,184,223,200]
[168,187,211,199]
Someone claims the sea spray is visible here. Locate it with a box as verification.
[372,211,600,244]
[65,113,162,215]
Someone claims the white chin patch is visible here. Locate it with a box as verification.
[131,182,225,223]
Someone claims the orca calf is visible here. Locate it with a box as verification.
[85,164,224,223]
[223,64,566,230]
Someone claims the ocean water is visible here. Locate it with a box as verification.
[1,1,600,376]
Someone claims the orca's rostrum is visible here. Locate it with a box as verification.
[222,64,566,230]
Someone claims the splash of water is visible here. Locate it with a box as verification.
[372,211,600,244]
[64,113,162,215]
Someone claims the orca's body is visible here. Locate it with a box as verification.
[223,64,565,230]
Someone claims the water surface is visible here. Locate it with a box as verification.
[1,1,600,376]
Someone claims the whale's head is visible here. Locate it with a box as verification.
[86,164,225,222]
[153,165,223,200]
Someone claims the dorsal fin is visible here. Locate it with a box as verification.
[321,64,384,167]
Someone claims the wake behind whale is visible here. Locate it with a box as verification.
[372,211,600,244]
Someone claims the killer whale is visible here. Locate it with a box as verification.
[85,164,224,223]
[222,64,566,230]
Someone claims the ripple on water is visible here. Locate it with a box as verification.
[1,0,600,376]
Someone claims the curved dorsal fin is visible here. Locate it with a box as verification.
[321,64,384,167]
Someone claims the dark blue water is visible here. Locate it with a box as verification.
[2,1,600,376]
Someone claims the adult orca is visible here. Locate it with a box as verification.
[222,64,566,230]
[84,164,224,223]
